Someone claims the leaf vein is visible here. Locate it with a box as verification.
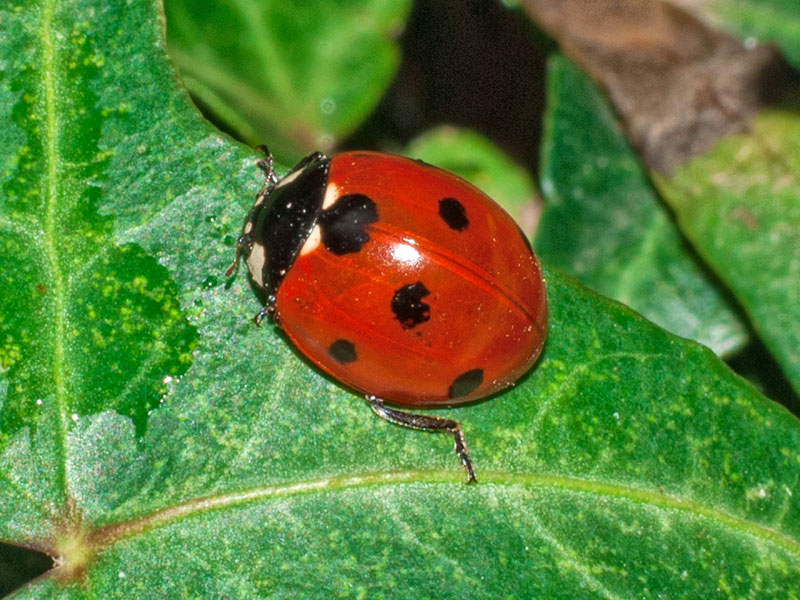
[40,0,71,498]
[86,470,800,562]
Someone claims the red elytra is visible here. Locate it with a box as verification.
[228,150,548,482]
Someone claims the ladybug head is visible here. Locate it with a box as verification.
[241,152,331,298]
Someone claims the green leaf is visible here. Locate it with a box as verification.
[8,262,800,597]
[3,0,800,597]
[708,0,800,69]
[163,0,413,162]
[535,55,747,357]
[0,0,203,440]
[404,126,539,237]
[656,108,800,395]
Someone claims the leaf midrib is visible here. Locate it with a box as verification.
[41,0,70,495]
[83,470,800,559]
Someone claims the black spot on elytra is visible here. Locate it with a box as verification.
[438,197,469,231]
[318,193,378,255]
[329,339,357,363]
[448,369,484,399]
[391,282,431,329]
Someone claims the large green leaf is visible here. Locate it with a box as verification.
[3,0,800,597]
[657,108,800,396]
[0,0,206,439]
[708,0,800,69]
[535,55,747,357]
[163,0,412,162]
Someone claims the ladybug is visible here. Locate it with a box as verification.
[227,149,548,482]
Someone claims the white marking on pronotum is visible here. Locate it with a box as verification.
[274,168,304,189]
[322,182,340,209]
[246,242,267,287]
[300,225,322,255]
[243,221,253,235]
[253,191,268,207]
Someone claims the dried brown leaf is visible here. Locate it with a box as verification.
[522,0,792,171]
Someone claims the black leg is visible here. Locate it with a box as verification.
[253,297,276,326]
[224,234,248,277]
[367,395,477,483]
[255,145,278,185]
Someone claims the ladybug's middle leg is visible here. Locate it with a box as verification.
[366,395,476,483]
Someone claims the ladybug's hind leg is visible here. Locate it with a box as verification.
[366,395,476,484]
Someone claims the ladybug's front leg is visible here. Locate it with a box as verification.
[224,233,250,278]
[366,395,477,484]
[254,145,278,186]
